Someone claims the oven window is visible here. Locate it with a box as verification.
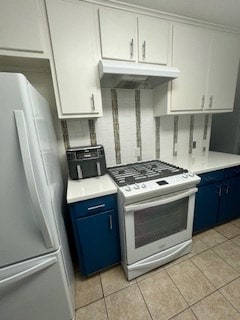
[134,198,188,249]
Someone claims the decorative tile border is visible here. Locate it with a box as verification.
[189,115,194,154]
[135,89,142,161]
[61,120,70,149]
[155,117,160,159]
[111,89,121,164]
[88,119,97,145]
[173,116,179,157]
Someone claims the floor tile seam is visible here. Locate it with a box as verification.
[165,267,192,307]
[75,296,105,311]
[217,273,240,291]
[230,237,240,246]
[167,306,195,320]
[99,274,110,320]
[189,254,240,291]
[215,288,240,315]
[103,297,110,320]
[214,228,240,240]
[136,282,154,320]
[198,237,229,249]
[211,246,240,274]
[166,261,219,307]
[101,281,136,298]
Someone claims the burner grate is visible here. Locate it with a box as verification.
[107,160,187,187]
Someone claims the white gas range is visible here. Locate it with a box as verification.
[108,160,201,280]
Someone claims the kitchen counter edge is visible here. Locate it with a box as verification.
[67,174,117,204]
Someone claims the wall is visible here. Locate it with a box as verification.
[63,88,212,167]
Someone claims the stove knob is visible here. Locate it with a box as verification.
[134,184,140,189]
[141,183,146,188]
[188,172,194,177]
[182,173,188,178]
[125,185,131,192]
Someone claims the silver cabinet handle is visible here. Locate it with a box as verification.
[222,183,229,194]
[201,95,205,108]
[130,38,134,58]
[91,94,95,111]
[142,40,146,59]
[87,204,106,211]
[217,185,222,197]
[209,95,213,108]
[109,214,113,230]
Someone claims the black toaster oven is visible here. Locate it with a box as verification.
[66,145,107,180]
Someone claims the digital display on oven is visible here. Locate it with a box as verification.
[156,180,168,186]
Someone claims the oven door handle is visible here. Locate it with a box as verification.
[125,187,198,212]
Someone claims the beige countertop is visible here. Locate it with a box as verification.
[67,174,117,203]
[161,151,240,174]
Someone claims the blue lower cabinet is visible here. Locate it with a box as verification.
[69,194,121,276]
[193,168,240,234]
[76,209,120,275]
[193,183,219,233]
[218,177,240,224]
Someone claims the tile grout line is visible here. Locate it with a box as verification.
[136,281,154,320]
[99,272,110,320]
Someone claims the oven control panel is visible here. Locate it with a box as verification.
[120,172,201,199]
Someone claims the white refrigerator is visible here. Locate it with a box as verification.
[0,73,74,320]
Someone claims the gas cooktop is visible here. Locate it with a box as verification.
[107,160,188,187]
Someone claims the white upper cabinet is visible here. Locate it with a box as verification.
[171,24,211,112]
[99,7,137,61]
[0,0,44,53]
[138,15,169,65]
[99,7,170,65]
[206,31,240,111]
[45,0,102,118]
[154,23,240,115]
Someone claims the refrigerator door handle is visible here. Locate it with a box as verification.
[14,110,54,249]
[0,257,57,287]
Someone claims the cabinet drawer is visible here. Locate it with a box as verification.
[69,194,117,218]
[198,168,238,186]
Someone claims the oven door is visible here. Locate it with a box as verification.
[124,187,197,264]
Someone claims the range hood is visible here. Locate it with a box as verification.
[99,59,180,89]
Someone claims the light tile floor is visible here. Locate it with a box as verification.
[74,219,240,320]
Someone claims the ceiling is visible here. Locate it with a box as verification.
[118,0,240,29]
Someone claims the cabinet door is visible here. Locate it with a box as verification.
[193,184,219,233]
[46,0,102,117]
[76,210,120,275]
[218,177,240,224]
[99,7,137,61]
[171,24,211,112]
[0,0,43,52]
[138,16,169,64]
[206,31,240,111]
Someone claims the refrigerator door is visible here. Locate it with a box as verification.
[0,248,74,320]
[0,73,58,268]
[26,80,74,300]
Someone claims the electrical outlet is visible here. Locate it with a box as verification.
[192,141,197,149]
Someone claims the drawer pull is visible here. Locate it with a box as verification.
[87,204,106,211]
[109,214,113,230]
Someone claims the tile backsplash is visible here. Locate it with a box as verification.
[65,89,212,167]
